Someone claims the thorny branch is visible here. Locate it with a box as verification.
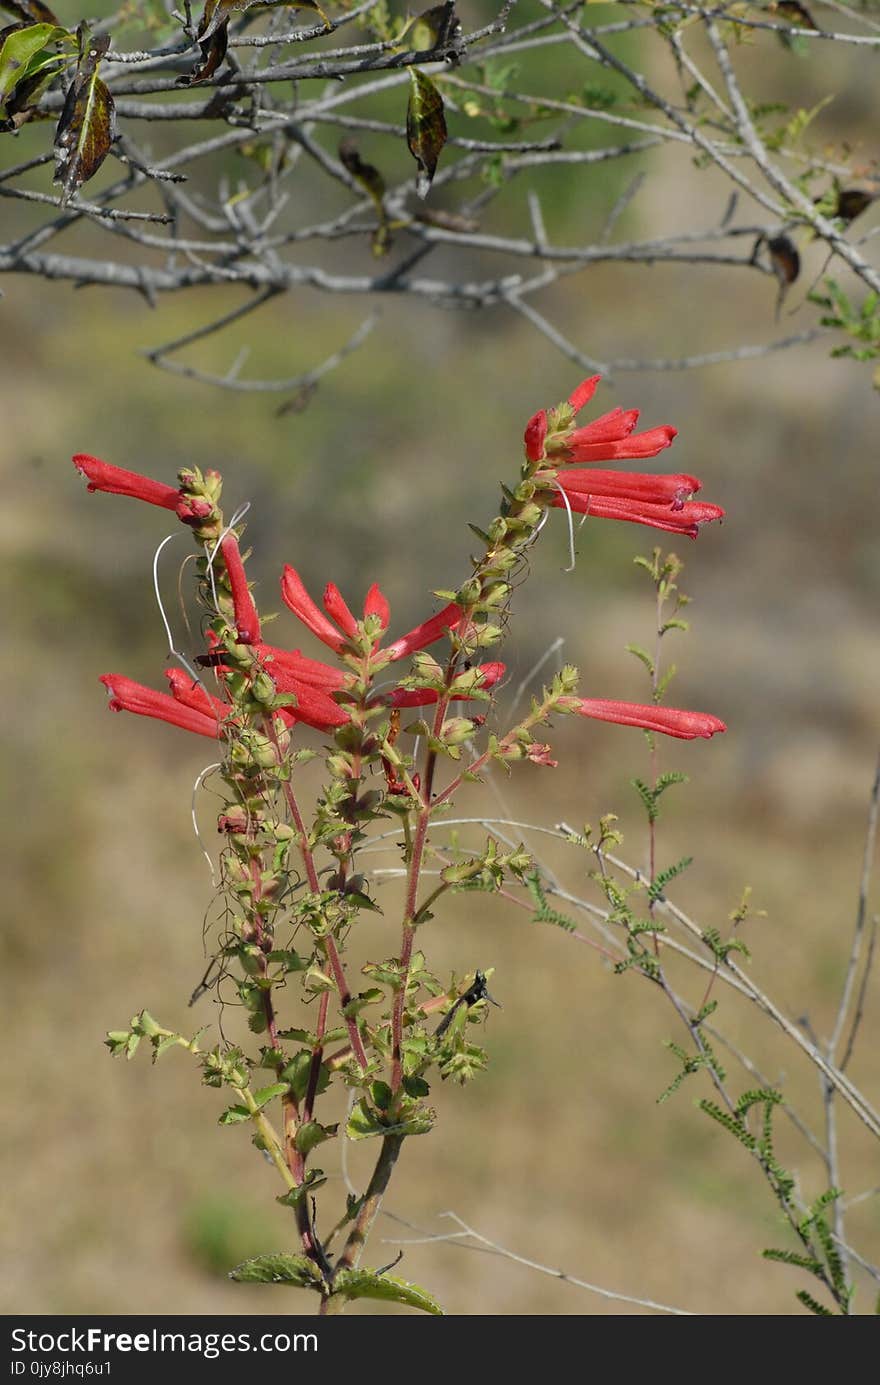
[0,0,877,393]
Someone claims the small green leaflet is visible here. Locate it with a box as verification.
[334,1268,444,1314]
[228,1252,324,1288]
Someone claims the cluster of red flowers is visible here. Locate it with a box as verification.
[525,375,725,540]
[75,454,505,740]
[74,377,725,747]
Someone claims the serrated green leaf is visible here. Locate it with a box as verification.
[334,1268,444,1314]
[276,1170,327,1206]
[228,1252,324,1288]
[293,1120,337,1155]
[219,1104,252,1125]
[403,1074,430,1098]
[281,1050,330,1104]
[346,1098,386,1140]
[370,1079,393,1111]
[346,1097,433,1140]
[252,1082,289,1109]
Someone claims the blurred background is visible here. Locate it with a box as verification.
[2,0,879,1315]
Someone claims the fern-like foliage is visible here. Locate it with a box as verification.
[648,855,693,903]
[524,872,579,934]
[796,1288,835,1316]
[631,771,688,825]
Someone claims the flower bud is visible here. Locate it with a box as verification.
[441,718,476,745]
[239,944,265,976]
[457,578,483,607]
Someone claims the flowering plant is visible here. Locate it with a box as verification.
[80,377,726,1315]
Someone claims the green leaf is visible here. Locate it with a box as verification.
[406,66,447,198]
[346,1097,433,1140]
[267,948,308,972]
[0,21,65,103]
[281,1050,330,1104]
[346,1098,387,1141]
[53,27,114,202]
[276,1170,327,1206]
[252,1082,289,1109]
[219,1104,252,1125]
[403,1074,430,1098]
[293,1120,337,1155]
[334,1268,444,1314]
[228,1252,324,1288]
[105,1029,140,1059]
[342,988,383,1018]
[0,45,67,128]
[371,1080,394,1111]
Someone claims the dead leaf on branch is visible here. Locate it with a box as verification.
[53,24,114,203]
[771,1,820,31]
[177,16,228,85]
[400,1,463,59]
[0,1,60,24]
[406,66,447,199]
[180,0,331,85]
[766,233,800,320]
[196,0,330,44]
[338,137,392,256]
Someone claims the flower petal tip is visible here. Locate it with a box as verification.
[567,376,602,412]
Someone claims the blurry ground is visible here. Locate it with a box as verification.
[2,9,879,1316]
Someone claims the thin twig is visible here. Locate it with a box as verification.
[380,1210,696,1315]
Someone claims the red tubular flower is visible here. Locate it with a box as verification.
[100,673,224,738]
[281,565,461,664]
[74,455,180,511]
[551,491,724,538]
[565,423,677,464]
[380,602,462,662]
[561,697,726,740]
[557,469,701,509]
[254,643,505,726]
[73,454,214,524]
[252,643,349,731]
[524,409,548,461]
[164,667,228,720]
[567,376,601,411]
[529,375,678,466]
[281,567,356,653]
[220,534,261,644]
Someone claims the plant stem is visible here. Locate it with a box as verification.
[334,1133,405,1277]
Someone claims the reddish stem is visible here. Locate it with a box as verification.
[303,991,329,1123]
[263,716,368,1071]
